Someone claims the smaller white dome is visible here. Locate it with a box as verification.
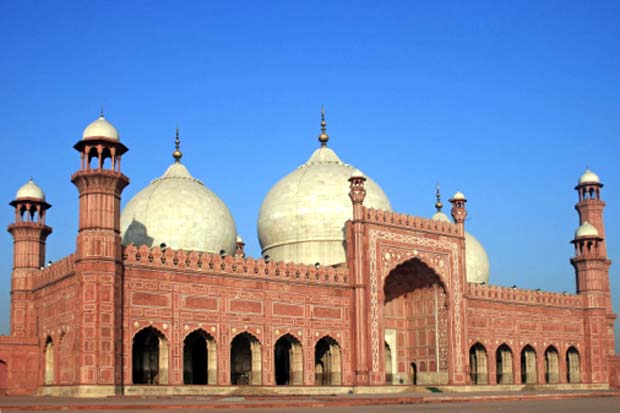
[431,211,451,223]
[16,178,45,200]
[465,232,490,284]
[236,235,244,243]
[578,169,600,185]
[575,222,599,238]
[451,191,466,201]
[82,114,119,140]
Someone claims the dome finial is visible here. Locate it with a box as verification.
[100,107,104,118]
[318,105,329,147]
[435,183,443,212]
[173,127,183,162]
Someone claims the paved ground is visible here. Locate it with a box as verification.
[0,390,619,412]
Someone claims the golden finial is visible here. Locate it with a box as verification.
[435,183,443,212]
[318,105,329,147]
[173,127,183,162]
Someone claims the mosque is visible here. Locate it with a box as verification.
[0,111,618,396]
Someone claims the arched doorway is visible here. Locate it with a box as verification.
[544,346,559,384]
[0,360,7,392]
[274,334,303,385]
[230,332,261,385]
[566,347,581,383]
[469,343,488,384]
[315,336,342,385]
[383,258,448,385]
[496,344,513,384]
[183,330,217,385]
[44,336,54,385]
[385,341,393,384]
[520,345,537,384]
[132,327,169,384]
[410,362,417,385]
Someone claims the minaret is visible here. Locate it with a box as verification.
[348,167,369,385]
[570,169,615,383]
[7,178,52,336]
[449,191,467,233]
[71,112,129,390]
[575,169,607,256]
[235,235,246,258]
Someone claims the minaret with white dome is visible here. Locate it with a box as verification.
[120,129,237,254]
[257,108,392,266]
[570,168,615,381]
[431,185,489,284]
[71,112,130,389]
[7,178,52,336]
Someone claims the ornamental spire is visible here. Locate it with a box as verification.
[173,127,183,162]
[435,183,443,212]
[318,105,329,147]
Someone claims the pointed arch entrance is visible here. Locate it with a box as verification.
[566,347,581,383]
[183,329,217,385]
[469,343,488,384]
[496,344,513,384]
[44,336,54,385]
[520,345,537,384]
[544,346,559,384]
[383,257,448,385]
[274,334,303,385]
[230,332,261,385]
[315,336,341,385]
[132,327,169,384]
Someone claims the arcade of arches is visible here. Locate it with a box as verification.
[465,343,581,386]
[129,329,343,386]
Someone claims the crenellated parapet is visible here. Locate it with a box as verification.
[466,282,584,308]
[363,207,461,236]
[32,254,76,290]
[123,244,350,286]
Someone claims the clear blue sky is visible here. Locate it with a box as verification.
[0,1,619,349]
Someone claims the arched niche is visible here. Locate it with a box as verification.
[183,329,217,385]
[469,342,488,384]
[230,332,262,385]
[314,336,341,385]
[544,345,559,384]
[132,327,169,385]
[520,345,537,384]
[495,344,513,384]
[274,333,303,385]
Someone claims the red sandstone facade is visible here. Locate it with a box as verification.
[0,128,619,396]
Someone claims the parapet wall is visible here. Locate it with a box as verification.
[363,207,461,237]
[32,254,76,290]
[466,282,583,308]
[123,244,350,286]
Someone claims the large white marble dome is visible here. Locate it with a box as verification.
[121,158,237,255]
[258,125,391,266]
